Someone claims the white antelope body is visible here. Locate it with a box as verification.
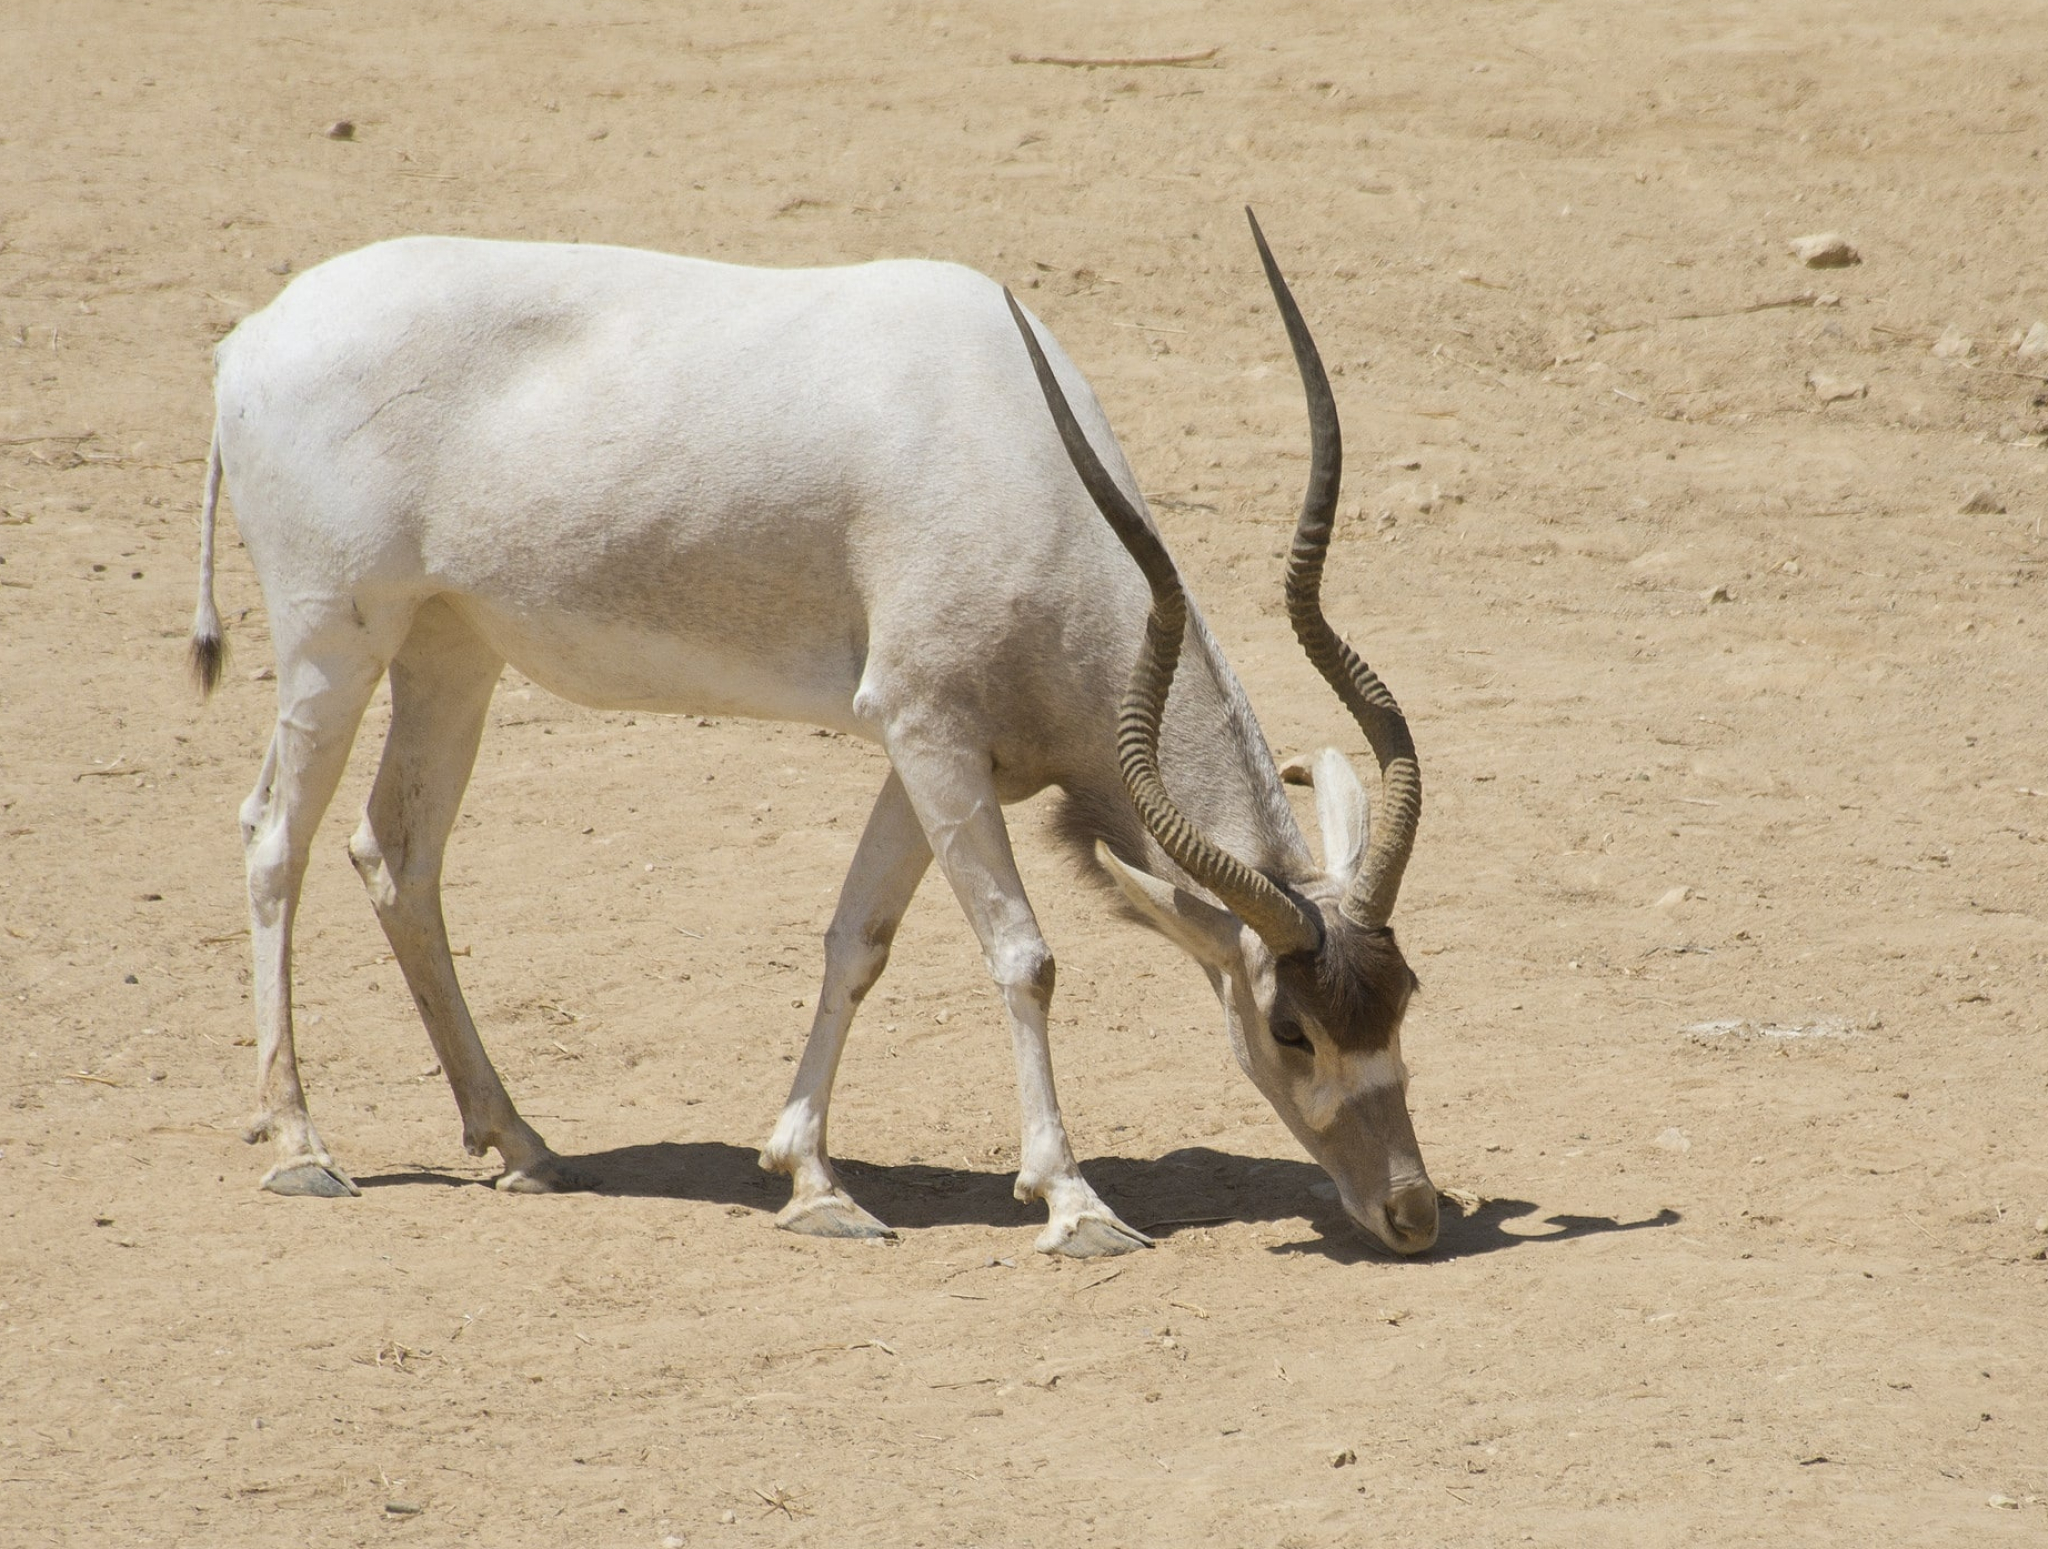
[195,218,1437,1258]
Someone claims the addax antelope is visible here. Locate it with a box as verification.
[191,210,1437,1257]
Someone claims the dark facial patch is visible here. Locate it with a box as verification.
[1274,911,1415,1054]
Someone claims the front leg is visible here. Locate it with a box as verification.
[995,936,1153,1258]
[884,728,1151,1259]
[760,772,930,1239]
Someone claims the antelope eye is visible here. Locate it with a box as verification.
[1270,1018,1311,1050]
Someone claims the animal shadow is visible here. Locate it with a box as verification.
[1270,1192,1683,1264]
[572,1141,1346,1232]
[435,1139,1676,1259]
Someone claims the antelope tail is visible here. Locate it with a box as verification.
[189,422,226,696]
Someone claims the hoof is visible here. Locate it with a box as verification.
[494,1154,596,1194]
[776,1194,896,1240]
[261,1160,360,1198]
[1036,1212,1154,1259]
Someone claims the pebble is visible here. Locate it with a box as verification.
[1788,232,1860,268]
[1959,490,2005,515]
[1702,583,1732,604]
[324,119,355,140]
[383,1502,422,1516]
[720,1510,737,1524]
[1329,1447,1357,1468]
[2016,321,2048,359]
[1654,886,1693,910]
[2033,1214,2047,1235]
[1653,1127,1692,1155]
[1379,479,1443,515]
[1932,326,1975,360]
[1988,1494,2019,1510]
[662,1537,686,1548]
[1807,372,1867,404]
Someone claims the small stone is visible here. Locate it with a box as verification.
[1989,1494,2020,1510]
[123,973,138,984]
[324,119,355,140]
[662,1537,686,1548]
[1788,232,1860,268]
[1703,583,1732,604]
[1654,885,1692,910]
[720,1510,737,1525]
[1932,326,1975,360]
[2033,1214,2047,1235]
[383,1501,422,1516]
[1960,489,2005,515]
[1379,478,1441,515]
[1653,1127,1692,1155]
[1330,1447,1358,1468]
[267,259,293,277]
[1807,371,1866,404]
[2014,321,2048,359]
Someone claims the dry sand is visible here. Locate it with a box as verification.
[2,2,2045,1543]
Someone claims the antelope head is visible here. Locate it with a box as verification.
[1006,210,1436,1255]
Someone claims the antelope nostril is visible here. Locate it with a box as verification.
[1384,1182,1439,1249]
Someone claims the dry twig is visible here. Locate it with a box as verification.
[1010,47,1218,68]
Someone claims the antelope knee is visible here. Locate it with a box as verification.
[823,915,897,1004]
[991,941,1056,1007]
[345,823,402,909]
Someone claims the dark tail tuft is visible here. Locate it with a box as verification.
[189,630,225,696]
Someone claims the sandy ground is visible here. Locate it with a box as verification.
[3,1,2046,1544]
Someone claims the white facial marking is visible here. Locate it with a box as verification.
[1335,1045,1408,1092]
[1299,1039,1407,1132]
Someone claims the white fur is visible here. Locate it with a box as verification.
[200,237,1397,1256]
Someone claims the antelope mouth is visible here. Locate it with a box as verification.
[1341,1177,1440,1256]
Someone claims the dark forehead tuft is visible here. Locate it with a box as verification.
[1279,915,1416,1052]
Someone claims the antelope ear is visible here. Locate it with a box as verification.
[1283,747,1369,883]
[1094,842,1243,972]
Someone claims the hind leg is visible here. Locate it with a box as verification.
[242,618,389,1197]
[346,598,588,1193]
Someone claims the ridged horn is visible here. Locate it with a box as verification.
[1003,288,1323,959]
[1245,208,1420,928]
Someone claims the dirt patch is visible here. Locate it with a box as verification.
[2,2,2044,1544]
